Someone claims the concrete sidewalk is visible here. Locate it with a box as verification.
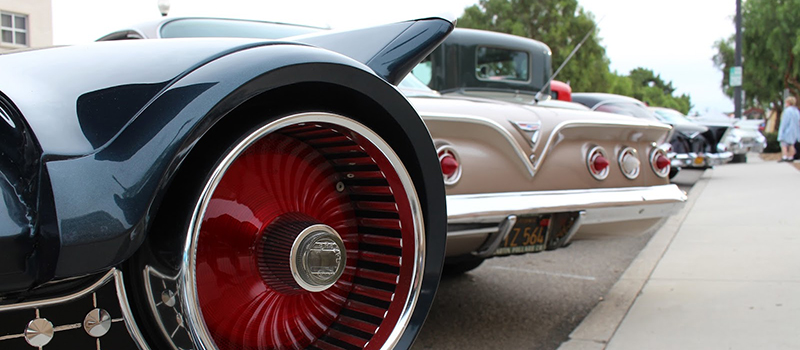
[558,155,800,350]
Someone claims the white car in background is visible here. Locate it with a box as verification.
[692,112,767,163]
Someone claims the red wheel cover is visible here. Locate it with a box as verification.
[193,120,418,350]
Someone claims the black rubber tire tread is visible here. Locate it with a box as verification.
[442,257,486,276]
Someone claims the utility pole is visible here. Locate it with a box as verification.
[734,0,742,118]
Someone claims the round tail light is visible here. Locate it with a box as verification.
[437,145,462,185]
[441,154,459,177]
[587,146,609,180]
[651,148,671,178]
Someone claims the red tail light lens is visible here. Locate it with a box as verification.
[650,148,671,178]
[587,146,609,180]
[437,145,462,185]
[440,154,459,177]
[593,156,609,171]
[656,155,670,170]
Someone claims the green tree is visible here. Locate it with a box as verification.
[458,0,692,112]
[713,0,800,115]
[627,68,692,114]
[458,0,611,92]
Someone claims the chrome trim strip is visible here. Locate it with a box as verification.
[423,114,536,177]
[0,105,15,128]
[421,112,671,179]
[113,269,151,350]
[447,227,499,237]
[447,184,687,224]
[0,270,116,312]
[181,112,425,350]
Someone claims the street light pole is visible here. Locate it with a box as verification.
[734,0,742,118]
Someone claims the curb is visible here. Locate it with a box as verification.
[556,169,713,350]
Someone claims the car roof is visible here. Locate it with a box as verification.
[446,28,551,53]
[571,92,645,109]
[97,17,324,41]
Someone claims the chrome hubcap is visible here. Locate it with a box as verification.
[291,224,347,292]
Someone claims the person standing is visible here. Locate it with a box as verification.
[777,96,800,162]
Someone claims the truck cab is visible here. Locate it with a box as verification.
[411,28,553,104]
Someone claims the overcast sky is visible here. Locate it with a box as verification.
[52,0,737,114]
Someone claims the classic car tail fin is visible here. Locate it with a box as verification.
[292,17,455,85]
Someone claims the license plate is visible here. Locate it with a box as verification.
[494,215,550,256]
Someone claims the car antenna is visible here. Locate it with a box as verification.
[534,15,605,103]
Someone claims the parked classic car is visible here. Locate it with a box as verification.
[572,93,734,175]
[399,75,687,273]
[409,27,733,178]
[100,18,689,277]
[399,28,686,272]
[690,112,766,163]
[0,18,454,350]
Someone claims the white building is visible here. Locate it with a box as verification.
[0,0,52,52]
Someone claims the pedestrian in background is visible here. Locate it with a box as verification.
[777,95,800,162]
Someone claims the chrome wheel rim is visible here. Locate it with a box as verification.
[179,112,425,350]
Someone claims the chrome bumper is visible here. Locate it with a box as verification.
[445,185,687,256]
[729,139,766,154]
[669,151,733,168]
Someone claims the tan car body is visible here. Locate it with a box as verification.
[405,93,686,258]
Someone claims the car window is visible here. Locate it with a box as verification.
[160,18,321,39]
[475,46,529,82]
[412,59,433,85]
[596,102,659,121]
[652,108,692,124]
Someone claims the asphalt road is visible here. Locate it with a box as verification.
[411,169,704,350]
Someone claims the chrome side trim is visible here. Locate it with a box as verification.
[0,270,115,312]
[447,226,498,237]
[423,114,536,177]
[447,184,687,225]
[113,269,151,350]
